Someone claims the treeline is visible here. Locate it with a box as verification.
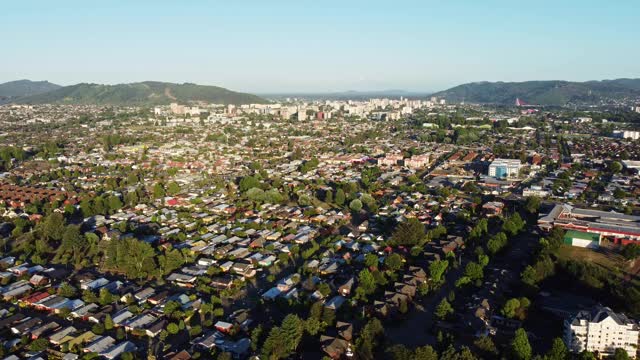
[101,133,140,151]
[558,259,640,316]
[8,212,186,279]
[521,228,640,316]
[78,193,125,217]
[0,146,28,171]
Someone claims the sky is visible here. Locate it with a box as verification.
[2,0,639,93]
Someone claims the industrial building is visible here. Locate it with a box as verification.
[539,204,640,244]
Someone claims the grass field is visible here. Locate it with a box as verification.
[556,244,640,285]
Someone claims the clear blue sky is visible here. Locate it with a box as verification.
[2,0,638,93]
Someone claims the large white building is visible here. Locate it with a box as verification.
[564,306,639,358]
[488,158,522,178]
[297,106,307,121]
[522,185,549,198]
[613,130,640,140]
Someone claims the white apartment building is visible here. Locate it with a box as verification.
[297,106,307,121]
[488,158,522,178]
[377,154,403,167]
[522,186,549,198]
[613,130,640,141]
[405,154,431,169]
[564,306,639,358]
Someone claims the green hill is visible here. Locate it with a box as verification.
[432,79,640,105]
[0,80,61,103]
[14,81,268,106]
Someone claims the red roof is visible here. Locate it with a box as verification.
[166,198,179,206]
[23,291,49,304]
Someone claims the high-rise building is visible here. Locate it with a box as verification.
[297,106,306,121]
[564,305,639,357]
[488,159,521,178]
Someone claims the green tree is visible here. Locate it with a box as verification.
[116,327,125,340]
[501,298,521,318]
[511,328,532,360]
[158,248,184,275]
[525,196,541,214]
[104,314,114,330]
[464,262,484,281]
[429,260,449,283]
[384,253,404,272]
[309,301,324,320]
[349,199,363,212]
[28,338,50,351]
[239,176,260,192]
[99,287,114,305]
[390,218,426,246]
[473,336,498,357]
[578,351,597,360]
[364,253,379,268]
[40,212,65,242]
[167,322,179,334]
[167,181,181,195]
[414,345,438,360]
[92,323,105,335]
[545,337,568,360]
[621,243,640,260]
[610,161,623,174]
[58,282,77,297]
[250,325,263,352]
[300,157,320,173]
[262,327,287,359]
[322,308,335,326]
[305,317,321,336]
[264,189,284,203]
[386,344,413,360]
[521,265,538,286]
[435,298,453,320]
[487,232,508,255]
[54,224,89,268]
[106,195,123,213]
[613,348,630,360]
[280,314,304,354]
[153,182,166,199]
[357,269,377,296]
[324,190,333,203]
[126,173,138,185]
[355,318,384,360]
[478,253,489,267]
[246,187,265,202]
[335,189,345,206]
[399,299,408,314]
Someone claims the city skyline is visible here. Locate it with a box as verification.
[2,0,639,93]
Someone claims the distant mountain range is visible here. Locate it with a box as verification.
[0,80,62,103]
[431,79,640,105]
[0,80,268,105]
[2,78,639,106]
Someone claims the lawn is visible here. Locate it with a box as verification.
[555,244,639,285]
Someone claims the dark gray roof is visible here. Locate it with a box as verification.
[571,305,637,327]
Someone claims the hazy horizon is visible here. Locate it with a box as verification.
[2,0,639,93]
